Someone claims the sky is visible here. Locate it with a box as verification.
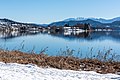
[0,0,120,24]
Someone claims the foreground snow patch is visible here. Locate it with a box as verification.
[0,62,119,80]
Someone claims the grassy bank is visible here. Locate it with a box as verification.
[0,50,120,74]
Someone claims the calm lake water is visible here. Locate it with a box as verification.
[0,31,120,60]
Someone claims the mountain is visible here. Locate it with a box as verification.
[49,19,103,27]
[64,17,120,23]
[49,17,120,29]
[1,17,120,29]
[0,18,19,25]
[0,18,41,27]
[105,21,120,28]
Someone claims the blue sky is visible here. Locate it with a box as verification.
[0,0,120,24]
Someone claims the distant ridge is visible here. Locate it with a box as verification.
[1,17,120,29]
[63,17,120,23]
[49,19,103,27]
[49,17,120,29]
[0,18,41,27]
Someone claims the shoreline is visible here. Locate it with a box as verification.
[0,50,120,74]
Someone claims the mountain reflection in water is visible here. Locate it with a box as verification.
[0,31,40,39]
[47,31,120,42]
[1,31,120,42]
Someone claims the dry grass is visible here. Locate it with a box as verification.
[0,50,120,74]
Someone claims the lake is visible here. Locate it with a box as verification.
[0,30,120,61]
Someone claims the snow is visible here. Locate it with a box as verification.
[63,17,120,23]
[0,62,119,80]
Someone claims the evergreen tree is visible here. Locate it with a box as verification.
[64,24,69,27]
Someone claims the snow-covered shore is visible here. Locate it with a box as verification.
[0,62,119,80]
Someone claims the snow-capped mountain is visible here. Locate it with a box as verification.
[1,17,120,28]
[64,17,120,23]
[0,18,14,25]
[0,18,41,27]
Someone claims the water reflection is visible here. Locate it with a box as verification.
[0,31,40,39]
[46,31,120,42]
[1,30,120,42]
